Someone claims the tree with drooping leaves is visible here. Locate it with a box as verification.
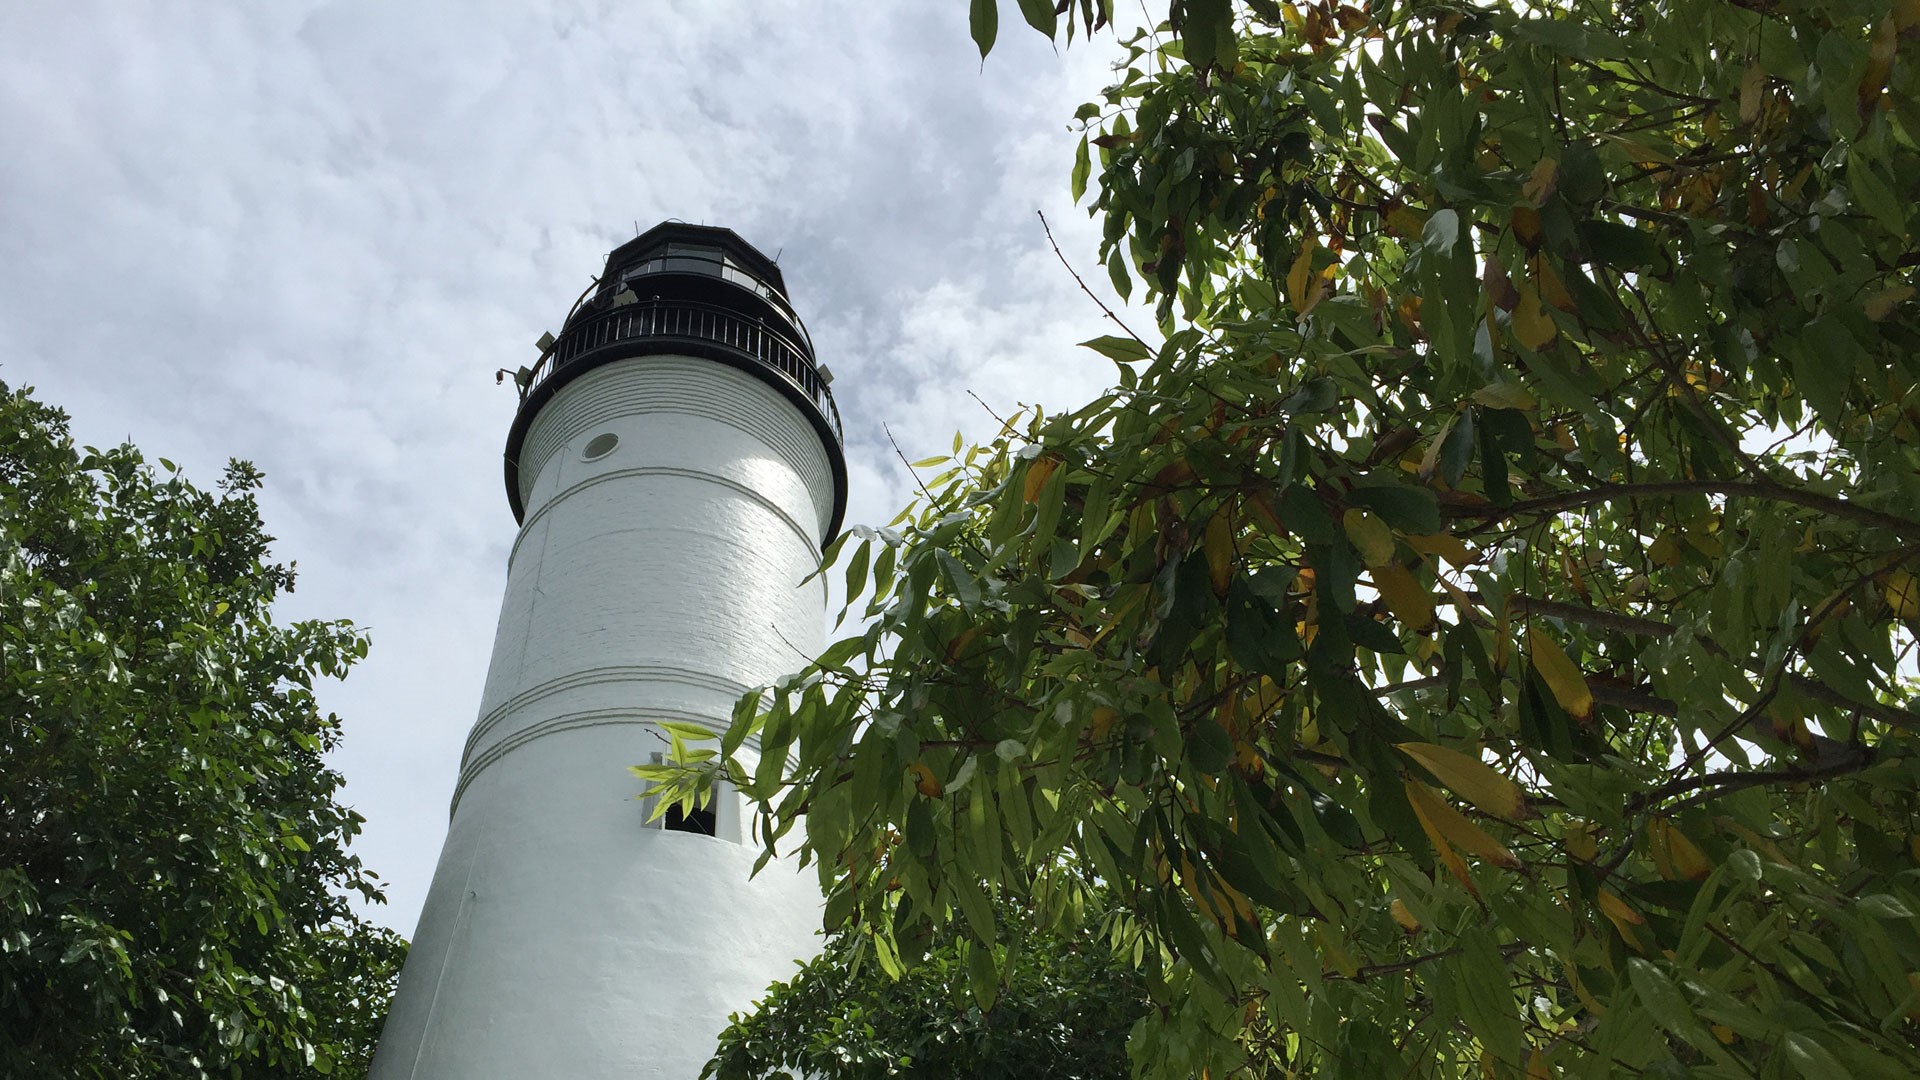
[702,894,1144,1080]
[651,1,1920,1075]
[0,382,406,1078]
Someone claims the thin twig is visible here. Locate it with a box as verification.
[1036,209,1153,348]
[965,389,1012,428]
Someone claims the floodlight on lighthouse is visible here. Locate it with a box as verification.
[371,223,846,1079]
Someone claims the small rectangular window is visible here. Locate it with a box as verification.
[664,802,717,836]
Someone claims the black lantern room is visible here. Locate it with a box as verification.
[502,222,846,542]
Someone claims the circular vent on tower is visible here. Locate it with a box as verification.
[582,433,620,461]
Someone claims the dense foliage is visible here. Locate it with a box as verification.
[0,383,405,1077]
[704,900,1144,1080]
[654,1,1920,1076]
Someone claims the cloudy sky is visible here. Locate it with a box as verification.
[0,3,1144,933]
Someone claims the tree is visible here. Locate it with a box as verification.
[653,2,1920,1075]
[703,897,1144,1080]
[0,382,406,1077]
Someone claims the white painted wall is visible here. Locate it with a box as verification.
[371,355,834,1079]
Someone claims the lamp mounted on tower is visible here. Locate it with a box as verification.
[372,223,845,1079]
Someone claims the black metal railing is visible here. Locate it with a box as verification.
[531,298,842,444]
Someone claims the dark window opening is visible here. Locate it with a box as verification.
[664,802,716,836]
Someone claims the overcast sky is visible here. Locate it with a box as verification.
[0,3,1142,933]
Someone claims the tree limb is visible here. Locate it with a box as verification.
[1443,479,1920,535]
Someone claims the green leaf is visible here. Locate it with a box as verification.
[1346,484,1441,534]
[657,720,717,743]
[1281,376,1339,415]
[1794,319,1859,424]
[1079,335,1154,363]
[1449,930,1524,1067]
[1510,17,1590,55]
[966,938,1000,1011]
[1186,716,1233,774]
[1278,484,1338,545]
[1848,149,1906,235]
[1855,894,1915,919]
[1422,208,1461,254]
[1179,0,1234,72]
[1558,142,1606,204]
[1577,220,1657,269]
[1627,958,1716,1054]
[1072,134,1092,203]
[1106,249,1132,301]
[1438,409,1475,487]
[1782,1032,1848,1080]
[1015,0,1057,36]
[1225,581,1300,677]
[844,539,870,606]
[969,0,998,58]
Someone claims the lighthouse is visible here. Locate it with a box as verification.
[371,223,845,1078]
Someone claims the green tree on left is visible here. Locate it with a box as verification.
[0,381,406,1077]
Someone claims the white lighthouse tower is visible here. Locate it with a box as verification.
[371,223,845,1078]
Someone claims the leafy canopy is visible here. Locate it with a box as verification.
[0,383,405,1078]
[658,1,1920,1076]
[703,897,1143,1080]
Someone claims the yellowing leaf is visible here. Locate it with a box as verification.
[1738,62,1766,126]
[1247,491,1285,537]
[1565,821,1599,862]
[908,761,943,798]
[1471,381,1537,410]
[1386,204,1427,238]
[1527,1049,1554,1079]
[1522,157,1558,206]
[1204,510,1236,596]
[1405,531,1475,569]
[1533,256,1575,311]
[1862,19,1897,111]
[1866,285,1915,321]
[1022,455,1059,503]
[1390,898,1421,933]
[1287,234,1320,314]
[1511,205,1544,249]
[1405,780,1520,868]
[1397,742,1528,820]
[1315,921,1361,977]
[1649,818,1713,882]
[1088,706,1118,740]
[1343,508,1397,567]
[1482,254,1520,311]
[1372,564,1437,630]
[945,625,985,661]
[1596,888,1647,949]
[1885,568,1920,619]
[1569,966,1608,1016]
[1180,854,1253,936]
[1599,131,1674,166]
[1648,531,1682,568]
[1511,284,1558,349]
[1528,624,1593,721]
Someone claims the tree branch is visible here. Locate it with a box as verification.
[1443,479,1920,535]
